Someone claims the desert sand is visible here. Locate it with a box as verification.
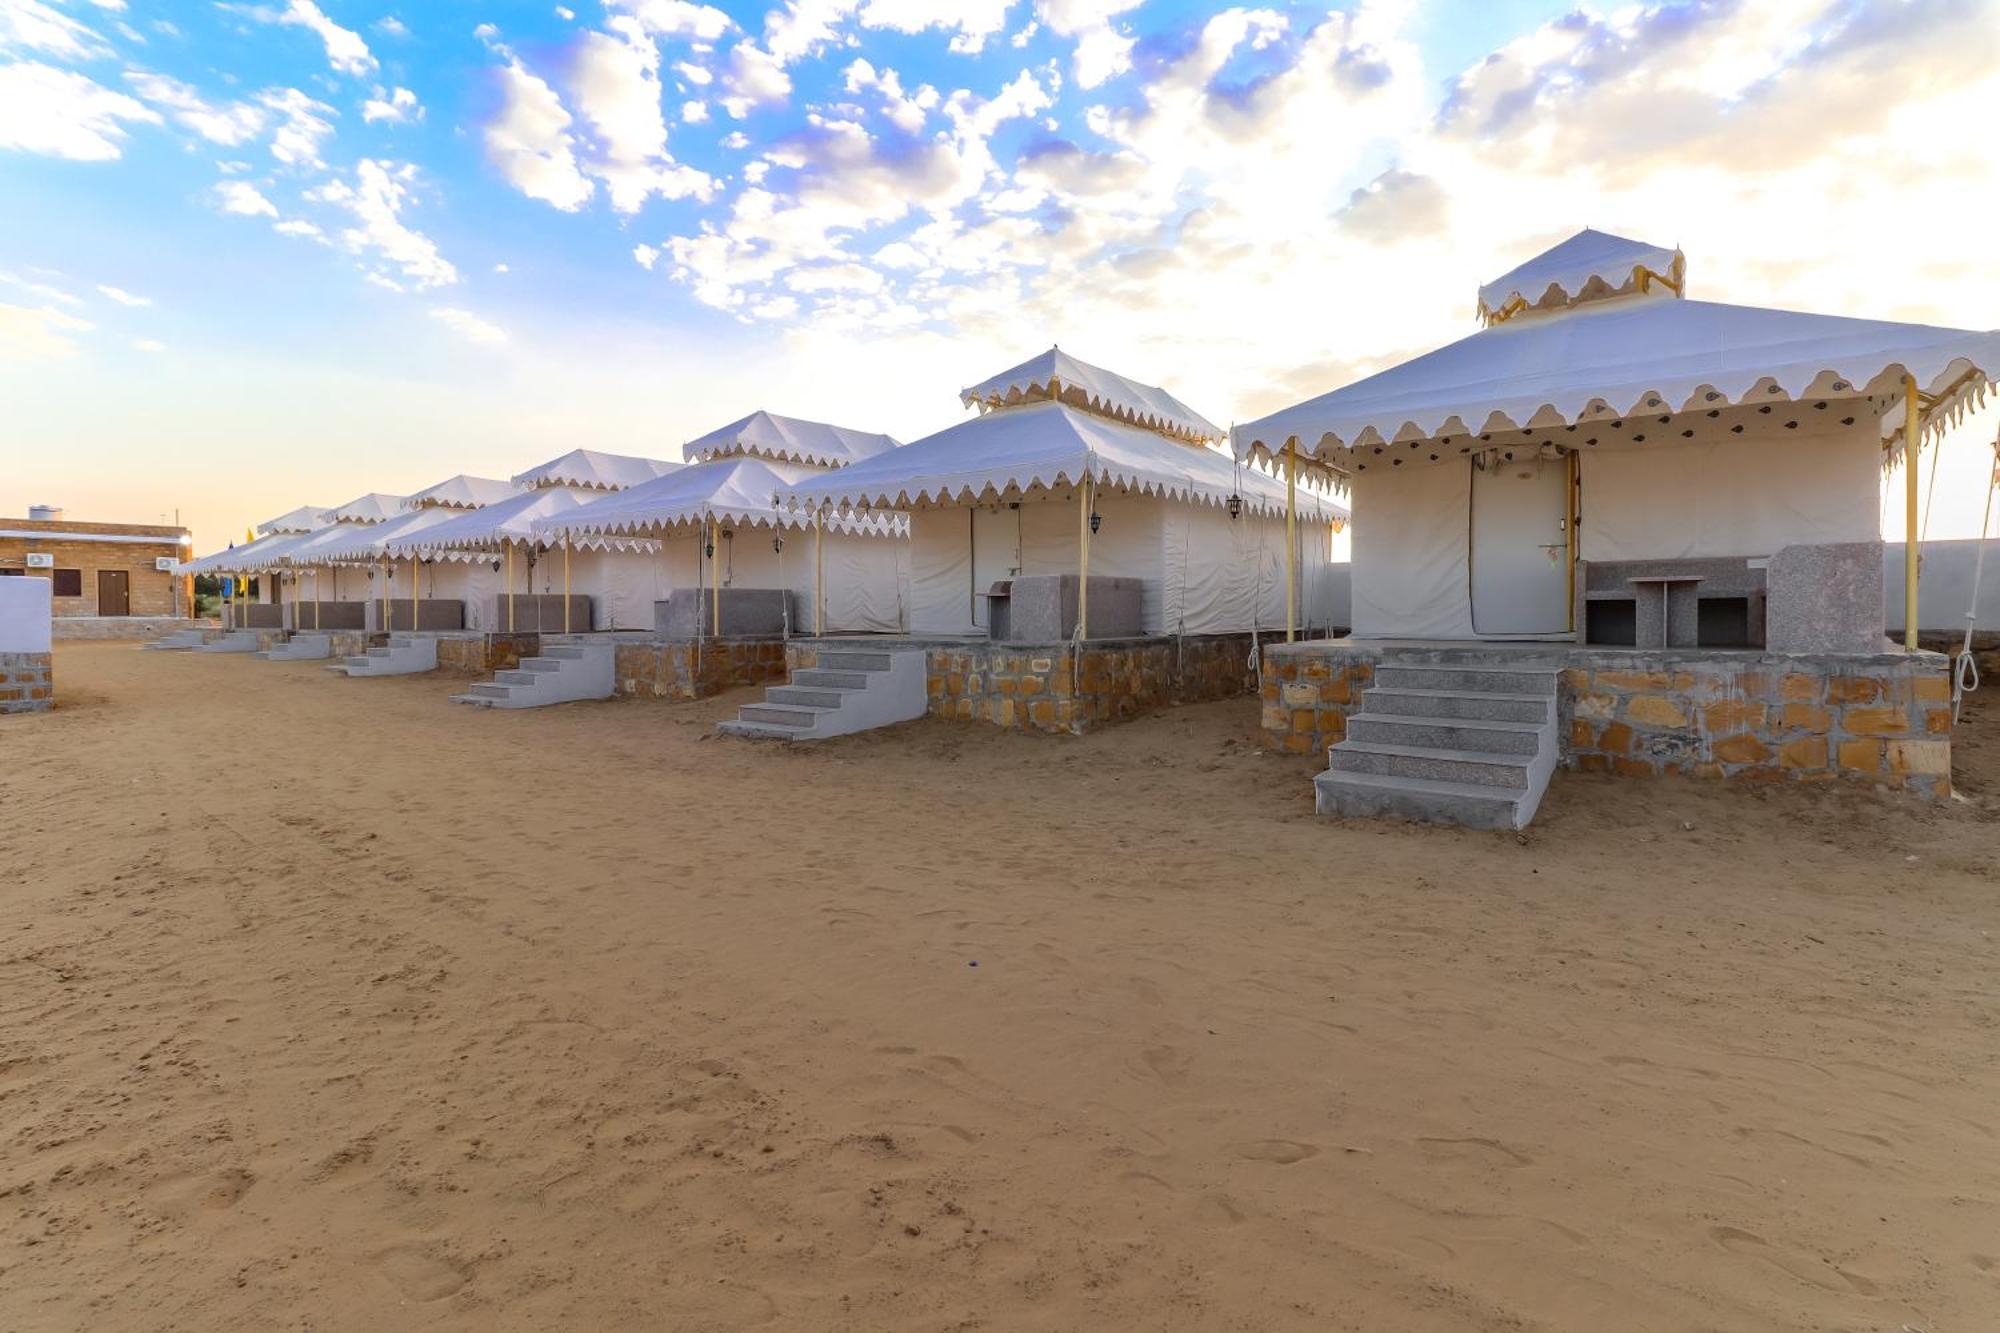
[3,641,1998,1331]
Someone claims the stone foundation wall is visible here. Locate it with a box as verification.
[1563,660,1950,793]
[327,631,372,658]
[787,634,1257,735]
[436,633,539,675]
[614,637,789,700]
[0,651,53,714]
[1259,642,1954,797]
[53,616,211,641]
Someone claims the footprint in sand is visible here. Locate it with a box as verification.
[1708,1226,1879,1295]
[374,1242,472,1302]
[1141,1045,1190,1085]
[1416,1137,1534,1168]
[1229,1139,1320,1165]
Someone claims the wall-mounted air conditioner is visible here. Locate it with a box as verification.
[24,553,53,569]
[154,557,176,571]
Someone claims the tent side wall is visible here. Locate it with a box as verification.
[526,545,671,631]
[1577,412,1881,562]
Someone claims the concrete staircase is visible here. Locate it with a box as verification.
[449,637,613,709]
[192,630,262,654]
[329,633,437,677]
[1316,657,1561,830]
[718,647,928,740]
[142,628,209,651]
[256,633,332,662]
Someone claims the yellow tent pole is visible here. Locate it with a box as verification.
[1285,442,1297,642]
[709,513,721,636]
[814,507,825,636]
[505,542,515,633]
[378,561,387,634]
[563,538,573,634]
[1905,373,1920,650]
[1078,475,1092,640]
[312,569,321,630]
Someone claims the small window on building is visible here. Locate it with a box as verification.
[52,568,83,597]
[0,568,22,577]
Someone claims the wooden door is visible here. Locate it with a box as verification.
[97,568,130,616]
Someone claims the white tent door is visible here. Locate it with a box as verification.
[969,506,1017,629]
[1470,457,1568,635]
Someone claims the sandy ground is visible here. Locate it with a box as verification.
[3,643,1999,1332]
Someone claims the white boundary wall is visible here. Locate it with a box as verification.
[0,576,54,653]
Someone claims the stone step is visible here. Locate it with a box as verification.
[366,647,394,659]
[542,646,588,661]
[519,658,564,672]
[1360,686,1554,723]
[793,668,871,689]
[765,685,851,709]
[716,718,804,740]
[467,683,515,700]
[815,650,892,673]
[1344,713,1546,756]
[1314,769,1528,830]
[448,693,495,708]
[495,669,540,686]
[1372,663,1560,696]
[738,703,825,728]
[1326,739,1534,789]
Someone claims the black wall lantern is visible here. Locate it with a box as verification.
[1226,493,1243,520]
[1088,511,1102,535]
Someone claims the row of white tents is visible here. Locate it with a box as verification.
[183,352,1349,640]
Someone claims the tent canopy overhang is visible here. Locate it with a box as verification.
[960,348,1225,446]
[681,410,901,468]
[399,486,656,558]
[533,455,901,540]
[1233,296,2000,479]
[509,447,683,491]
[780,401,1345,525]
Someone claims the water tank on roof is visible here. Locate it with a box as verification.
[27,505,63,521]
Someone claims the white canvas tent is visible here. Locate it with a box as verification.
[402,474,519,511]
[781,349,1346,637]
[510,448,682,492]
[684,410,899,468]
[1234,229,2000,644]
[534,438,908,636]
[503,449,687,628]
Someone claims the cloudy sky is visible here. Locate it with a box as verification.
[3,0,1997,549]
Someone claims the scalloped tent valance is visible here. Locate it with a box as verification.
[178,530,295,575]
[681,410,901,468]
[303,506,465,564]
[403,474,519,510]
[535,455,901,541]
[325,492,407,525]
[960,347,1225,445]
[391,486,655,558]
[257,505,331,536]
[1476,227,1683,326]
[1234,295,2000,477]
[509,447,683,491]
[780,400,1344,524]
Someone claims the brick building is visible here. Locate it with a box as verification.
[0,506,192,619]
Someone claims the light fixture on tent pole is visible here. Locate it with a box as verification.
[1226,493,1242,520]
[1089,510,1102,535]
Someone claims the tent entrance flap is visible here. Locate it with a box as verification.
[969,505,1017,630]
[1470,454,1569,635]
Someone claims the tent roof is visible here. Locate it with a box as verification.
[535,456,897,538]
[325,492,407,524]
[1233,295,2000,471]
[400,486,652,555]
[779,400,1343,521]
[961,348,1224,444]
[509,447,682,490]
[308,506,465,563]
[682,410,900,467]
[404,474,519,509]
[233,522,376,570]
[1477,228,1682,325]
[179,530,294,574]
[257,505,331,535]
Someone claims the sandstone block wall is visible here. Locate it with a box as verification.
[0,652,53,714]
[436,633,539,675]
[614,638,789,700]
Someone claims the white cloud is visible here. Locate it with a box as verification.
[213,180,279,216]
[610,0,734,41]
[375,15,408,37]
[362,85,421,124]
[257,87,335,167]
[0,62,161,161]
[430,306,507,344]
[682,99,708,122]
[0,0,110,59]
[675,60,711,86]
[485,58,595,210]
[274,217,326,241]
[1035,0,1139,88]
[843,58,937,133]
[312,158,459,289]
[493,261,510,272]
[0,301,92,359]
[568,19,714,211]
[125,71,266,146]
[555,5,575,19]
[855,0,1013,54]
[274,0,376,77]
[719,41,791,117]
[96,283,150,307]
[632,242,659,268]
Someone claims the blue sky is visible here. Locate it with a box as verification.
[4,0,1998,547]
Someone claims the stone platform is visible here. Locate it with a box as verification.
[1262,639,1954,797]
